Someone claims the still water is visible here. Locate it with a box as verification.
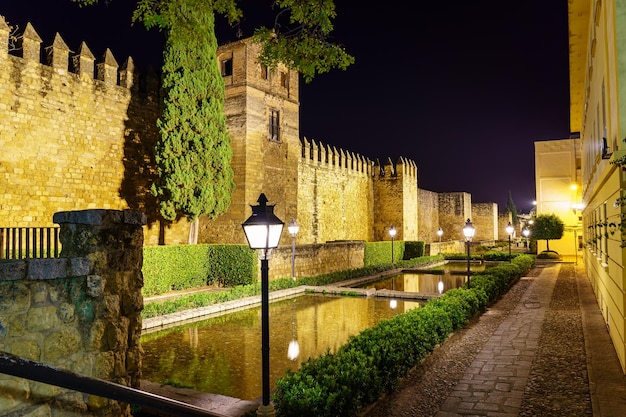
[361,262,487,295]
[141,294,424,401]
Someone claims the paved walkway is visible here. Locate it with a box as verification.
[435,260,626,417]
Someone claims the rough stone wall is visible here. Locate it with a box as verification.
[297,139,374,244]
[418,188,440,243]
[438,192,472,241]
[472,202,498,241]
[0,18,181,246]
[268,241,365,279]
[0,209,145,416]
[372,158,418,242]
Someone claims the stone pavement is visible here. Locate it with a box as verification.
[435,260,626,417]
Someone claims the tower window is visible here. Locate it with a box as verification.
[280,72,289,88]
[261,64,268,80]
[221,58,233,76]
[269,110,280,142]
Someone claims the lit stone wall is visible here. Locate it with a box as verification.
[418,188,440,243]
[268,241,365,279]
[0,17,497,260]
[438,192,472,241]
[0,18,184,246]
[297,139,375,244]
[472,202,498,241]
[0,209,145,416]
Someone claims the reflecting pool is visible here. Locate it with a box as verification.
[141,294,425,401]
[360,262,488,295]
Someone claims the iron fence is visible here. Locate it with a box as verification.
[0,227,61,259]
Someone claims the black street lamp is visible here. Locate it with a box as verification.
[287,219,299,279]
[242,193,284,416]
[506,221,514,262]
[389,225,396,265]
[437,227,443,254]
[523,227,530,248]
[462,219,475,289]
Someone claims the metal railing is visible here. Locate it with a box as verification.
[0,227,60,259]
[0,352,226,417]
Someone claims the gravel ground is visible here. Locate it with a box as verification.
[361,264,593,417]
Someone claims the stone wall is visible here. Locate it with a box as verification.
[472,202,498,241]
[418,188,440,242]
[268,241,365,279]
[0,18,173,246]
[0,209,145,416]
[0,16,500,252]
[297,139,375,244]
[438,192,472,241]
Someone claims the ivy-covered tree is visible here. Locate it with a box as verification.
[530,213,564,252]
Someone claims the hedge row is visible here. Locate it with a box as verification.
[272,254,535,417]
[142,244,257,296]
[142,241,426,297]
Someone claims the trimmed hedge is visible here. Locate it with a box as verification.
[364,241,406,266]
[272,255,535,417]
[403,241,425,259]
[142,244,256,296]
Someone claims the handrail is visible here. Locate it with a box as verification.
[0,352,227,417]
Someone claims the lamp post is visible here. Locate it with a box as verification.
[522,227,530,249]
[241,193,284,417]
[505,221,514,262]
[287,219,299,279]
[437,227,443,255]
[389,225,396,265]
[462,219,475,289]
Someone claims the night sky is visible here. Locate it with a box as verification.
[2,1,571,213]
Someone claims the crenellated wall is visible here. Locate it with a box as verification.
[297,138,375,243]
[0,16,500,252]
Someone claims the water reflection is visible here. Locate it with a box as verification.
[141,294,424,401]
[361,262,487,295]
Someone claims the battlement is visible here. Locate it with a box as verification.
[374,156,418,179]
[300,137,374,176]
[0,16,158,91]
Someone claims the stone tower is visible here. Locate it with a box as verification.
[198,38,301,245]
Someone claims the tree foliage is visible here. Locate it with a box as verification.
[150,0,235,222]
[530,214,564,251]
[71,0,354,82]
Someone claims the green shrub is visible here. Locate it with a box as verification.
[142,244,256,296]
[206,244,257,287]
[364,241,405,266]
[537,250,560,259]
[403,241,425,259]
[142,245,210,296]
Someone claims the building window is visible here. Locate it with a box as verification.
[269,110,280,142]
[280,71,289,88]
[261,64,268,80]
[221,58,233,76]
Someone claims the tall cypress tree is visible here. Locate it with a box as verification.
[151,0,234,222]
[506,190,519,226]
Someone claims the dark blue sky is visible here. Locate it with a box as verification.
[2,1,571,213]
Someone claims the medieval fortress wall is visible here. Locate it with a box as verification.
[0,17,499,248]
